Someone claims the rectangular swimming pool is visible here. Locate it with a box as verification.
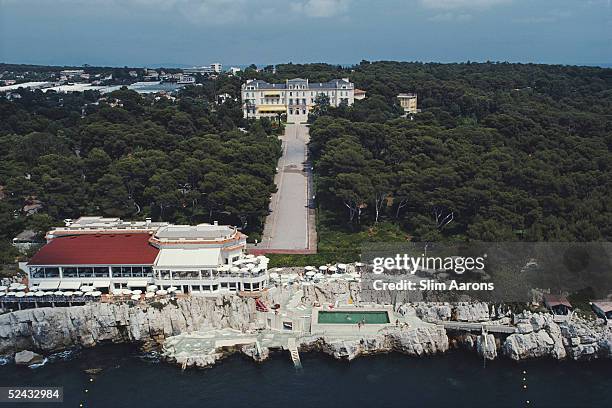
[317,310,390,324]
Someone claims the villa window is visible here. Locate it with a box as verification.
[94,267,109,277]
[62,267,77,278]
[78,267,94,278]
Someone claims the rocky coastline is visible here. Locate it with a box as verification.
[1,288,611,367]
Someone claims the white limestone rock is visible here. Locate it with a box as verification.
[452,303,490,322]
[414,303,452,322]
[476,334,497,360]
[14,350,44,366]
[0,296,259,356]
[503,330,555,360]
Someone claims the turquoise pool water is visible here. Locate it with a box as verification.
[317,310,390,324]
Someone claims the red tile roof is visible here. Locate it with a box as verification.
[28,233,159,265]
[543,294,572,308]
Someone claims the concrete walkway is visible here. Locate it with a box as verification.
[260,123,314,251]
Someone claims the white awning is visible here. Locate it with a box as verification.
[93,281,111,288]
[38,280,60,290]
[155,247,221,268]
[59,281,82,290]
[127,280,148,288]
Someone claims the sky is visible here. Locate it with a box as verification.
[0,0,611,67]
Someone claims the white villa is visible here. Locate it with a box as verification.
[25,217,269,295]
[241,78,355,123]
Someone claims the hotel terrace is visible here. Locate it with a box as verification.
[241,78,355,122]
[25,217,269,295]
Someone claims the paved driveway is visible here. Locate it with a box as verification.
[260,123,312,250]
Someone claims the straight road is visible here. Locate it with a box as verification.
[260,123,313,250]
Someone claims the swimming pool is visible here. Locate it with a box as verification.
[317,310,390,324]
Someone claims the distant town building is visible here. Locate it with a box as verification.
[177,75,196,84]
[183,63,223,75]
[397,93,418,115]
[26,217,269,295]
[60,69,85,78]
[241,78,355,122]
[143,69,159,81]
[229,67,241,76]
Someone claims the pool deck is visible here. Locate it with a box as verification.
[162,284,435,367]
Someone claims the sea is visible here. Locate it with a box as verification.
[0,345,611,408]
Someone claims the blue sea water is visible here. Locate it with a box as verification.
[0,345,611,408]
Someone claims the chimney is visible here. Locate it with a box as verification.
[213,221,218,226]
[145,218,152,226]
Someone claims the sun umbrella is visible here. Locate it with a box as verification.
[329,266,338,273]
[305,266,315,271]
[156,289,168,296]
[15,292,25,298]
[306,271,316,277]
[53,291,64,296]
[337,264,347,270]
[34,291,46,297]
[131,290,142,295]
[318,266,328,272]
[91,291,102,297]
[246,254,255,259]
[0,285,7,291]
[147,285,157,292]
[25,292,36,297]
[73,291,83,296]
[145,292,155,299]
[80,286,94,292]
[121,289,132,295]
[0,293,5,297]
[314,273,325,279]
[6,291,16,296]
[130,294,140,301]
[63,291,74,297]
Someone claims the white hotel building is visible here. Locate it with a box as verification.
[242,78,355,123]
[26,217,268,295]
